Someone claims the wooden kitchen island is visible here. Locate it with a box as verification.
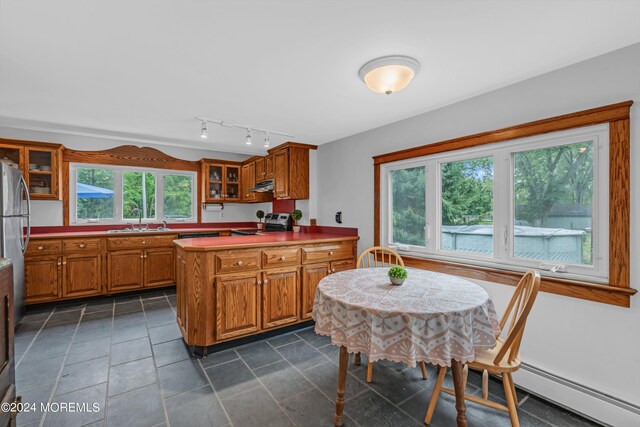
[174,232,358,353]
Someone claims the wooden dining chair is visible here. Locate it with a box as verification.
[354,246,428,383]
[424,269,541,427]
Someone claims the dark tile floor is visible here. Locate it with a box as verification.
[15,290,600,427]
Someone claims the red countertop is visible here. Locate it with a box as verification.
[29,227,256,239]
[175,231,359,251]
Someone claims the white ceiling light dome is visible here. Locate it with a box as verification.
[358,55,420,95]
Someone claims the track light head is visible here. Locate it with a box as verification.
[263,132,270,148]
[245,129,252,145]
[200,121,208,139]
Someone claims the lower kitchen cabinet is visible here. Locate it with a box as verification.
[24,256,60,303]
[25,233,180,305]
[108,250,144,292]
[176,237,358,348]
[301,259,355,319]
[216,273,261,340]
[262,268,299,329]
[301,263,329,320]
[62,254,102,298]
[144,248,175,287]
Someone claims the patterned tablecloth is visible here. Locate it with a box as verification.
[312,267,501,367]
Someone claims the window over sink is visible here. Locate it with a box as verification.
[69,163,196,224]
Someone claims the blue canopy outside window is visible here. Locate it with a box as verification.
[77,182,114,199]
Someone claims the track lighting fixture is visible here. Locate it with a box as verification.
[200,121,208,139]
[194,116,293,148]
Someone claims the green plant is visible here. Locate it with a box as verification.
[256,210,265,222]
[388,266,408,280]
[291,209,303,224]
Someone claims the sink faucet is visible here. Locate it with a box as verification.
[131,208,143,231]
[163,220,168,230]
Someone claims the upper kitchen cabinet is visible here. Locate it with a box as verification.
[201,159,242,203]
[255,154,274,182]
[241,157,273,203]
[269,142,317,200]
[0,139,63,200]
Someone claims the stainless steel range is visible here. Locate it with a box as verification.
[231,212,292,236]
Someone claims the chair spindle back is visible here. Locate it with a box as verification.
[494,270,540,365]
[356,246,404,269]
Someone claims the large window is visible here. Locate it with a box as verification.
[70,164,196,224]
[382,124,609,282]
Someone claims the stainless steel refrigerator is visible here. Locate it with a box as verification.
[0,163,30,323]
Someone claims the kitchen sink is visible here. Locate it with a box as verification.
[107,228,171,233]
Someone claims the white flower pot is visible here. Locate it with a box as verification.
[292,225,301,233]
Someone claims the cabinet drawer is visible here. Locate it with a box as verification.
[215,250,261,274]
[26,240,62,257]
[63,238,102,253]
[107,234,177,250]
[302,243,353,264]
[262,247,299,268]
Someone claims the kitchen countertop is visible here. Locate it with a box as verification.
[174,232,359,251]
[28,227,257,239]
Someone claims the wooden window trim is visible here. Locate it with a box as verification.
[62,145,201,225]
[373,101,635,307]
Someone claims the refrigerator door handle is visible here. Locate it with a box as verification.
[19,175,31,254]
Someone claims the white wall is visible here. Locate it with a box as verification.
[0,126,270,225]
[316,43,640,425]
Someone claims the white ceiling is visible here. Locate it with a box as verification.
[1,0,639,155]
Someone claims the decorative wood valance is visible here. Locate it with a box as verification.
[63,145,199,171]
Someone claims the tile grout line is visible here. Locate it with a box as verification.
[232,349,299,426]
[15,310,56,368]
[100,298,116,427]
[37,305,88,427]
[197,355,237,427]
[266,339,362,427]
[140,295,172,427]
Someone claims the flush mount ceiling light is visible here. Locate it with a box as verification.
[358,55,420,95]
[194,117,293,148]
[200,121,208,139]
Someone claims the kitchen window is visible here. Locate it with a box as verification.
[70,163,196,224]
[381,124,609,283]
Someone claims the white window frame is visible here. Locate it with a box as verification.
[381,124,609,283]
[69,163,197,225]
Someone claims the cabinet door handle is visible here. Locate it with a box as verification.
[140,255,144,259]
[141,241,146,245]
[329,251,334,256]
[144,255,148,258]
[57,262,62,266]
[332,269,336,272]
[280,256,286,261]
[62,261,67,265]
[257,280,262,285]
[78,243,86,248]
[237,260,244,266]
[264,279,268,284]
[38,246,44,251]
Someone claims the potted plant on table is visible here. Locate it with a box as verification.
[291,209,303,232]
[388,266,408,286]
[256,210,265,231]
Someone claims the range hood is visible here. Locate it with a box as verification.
[249,179,274,193]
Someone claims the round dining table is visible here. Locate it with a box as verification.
[312,267,501,427]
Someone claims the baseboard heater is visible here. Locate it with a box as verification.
[519,362,640,423]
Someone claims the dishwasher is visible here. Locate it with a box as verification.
[176,231,220,239]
